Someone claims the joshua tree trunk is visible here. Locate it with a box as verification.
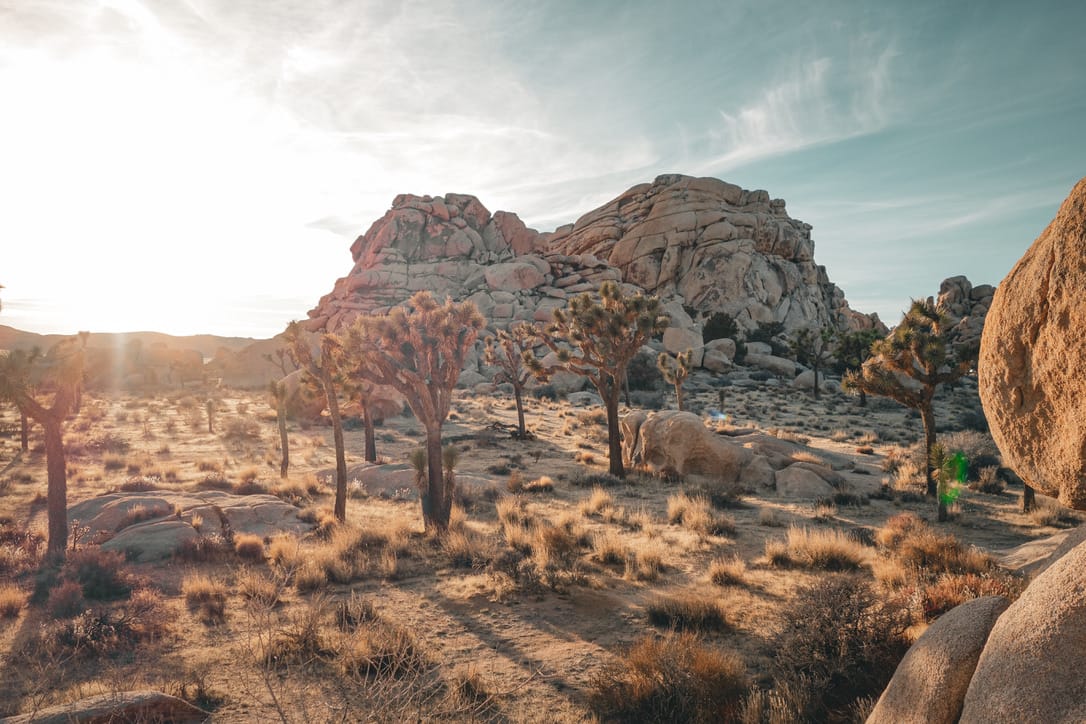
[43,417,67,558]
[858,387,867,407]
[276,401,289,479]
[921,403,937,498]
[423,426,446,532]
[675,382,685,412]
[604,386,624,478]
[513,384,526,437]
[813,365,821,400]
[362,401,377,463]
[937,499,948,522]
[1022,483,1036,513]
[322,368,347,522]
[20,412,28,452]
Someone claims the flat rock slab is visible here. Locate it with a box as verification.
[0,689,208,723]
[69,491,313,562]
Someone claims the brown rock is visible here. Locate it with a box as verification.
[959,537,1086,722]
[979,177,1086,508]
[868,596,1009,724]
[627,410,769,485]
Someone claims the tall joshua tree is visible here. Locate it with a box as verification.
[843,300,976,501]
[528,281,667,478]
[268,379,291,478]
[284,322,348,522]
[791,326,835,399]
[657,348,693,412]
[834,328,883,407]
[483,322,536,438]
[0,335,86,558]
[340,292,485,532]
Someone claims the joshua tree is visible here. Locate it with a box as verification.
[791,327,836,399]
[483,323,536,438]
[528,281,667,478]
[843,300,976,500]
[263,347,298,377]
[833,329,884,406]
[339,292,485,532]
[285,321,348,522]
[657,348,693,411]
[268,379,291,478]
[0,335,87,558]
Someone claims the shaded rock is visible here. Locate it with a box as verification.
[960,537,1086,722]
[868,596,1009,724]
[104,519,199,563]
[567,391,603,407]
[996,525,1086,579]
[775,464,835,498]
[744,353,795,377]
[979,177,1086,508]
[1,689,209,723]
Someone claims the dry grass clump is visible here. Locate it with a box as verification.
[709,555,748,587]
[270,480,310,506]
[877,513,994,576]
[233,533,265,562]
[579,486,614,518]
[625,541,666,582]
[916,572,1026,621]
[767,527,868,571]
[63,547,133,600]
[667,493,735,537]
[0,523,43,578]
[183,573,228,623]
[196,459,223,473]
[1028,496,1082,527]
[968,466,1004,494]
[590,631,748,723]
[757,507,783,527]
[235,568,282,608]
[442,529,495,569]
[114,503,171,531]
[760,574,910,723]
[523,476,554,493]
[591,530,628,566]
[646,591,731,632]
[46,579,86,618]
[0,583,26,618]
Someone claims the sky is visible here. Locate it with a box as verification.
[1,0,1084,338]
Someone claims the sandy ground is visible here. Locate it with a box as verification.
[0,373,1073,721]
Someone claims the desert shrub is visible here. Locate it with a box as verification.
[880,517,995,577]
[524,476,554,493]
[222,416,262,442]
[1029,497,1082,527]
[183,573,227,623]
[591,631,748,723]
[117,476,162,492]
[233,533,265,562]
[757,507,783,527]
[0,582,27,618]
[114,503,170,531]
[769,527,868,571]
[625,542,666,582]
[175,534,232,563]
[197,459,223,473]
[569,471,623,488]
[337,616,429,680]
[626,350,664,391]
[969,465,1005,494]
[591,530,628,565]
[196,473,232,491]
[940,430,1001,474]
[442,529,494,569]
[271,480,310,506]
[0,523,43,577]
[646,592,730,632]
[709,555,748,587]
[579,486,614,517]
[102,454,126,471]
[64,547,131,600]
[262,599,333,668]
[916,571,1026,621]
[768,574,911,722]
[702,312,739,344]
[89,431,131,455]
[233,479,268,496]
[235,569,281,608]
[46,579,86,618]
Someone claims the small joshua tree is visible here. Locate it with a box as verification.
[833,329,884,407]
[528,281,667,478]
[657,348,693,412]
[285,321,348,521]
[0,334,86,558]
[340,292,484,532]
[843,300,977,499]
[268,380,291,478]
[483,322,536,438]
[790,327,835,399]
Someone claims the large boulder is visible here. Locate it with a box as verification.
[867,596,1009,724]
[959,537,1086,722]
[624,410,772,486]
[1,690,209,723]
[979,177,1086,508]
[774,464,835,498]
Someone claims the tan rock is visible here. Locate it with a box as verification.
[744,353,795,377]
[774,464,834,498]
[979,177,1086,508]
[960,537,1086,722]
[868,596,1009,724]
[1,690,208,723]
[628,410,769,485]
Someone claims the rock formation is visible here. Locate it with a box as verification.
[306,175,881,382]
[979,176,1086,508]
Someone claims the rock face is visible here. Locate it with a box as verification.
[1,690,209,723]
[621,410,773,487]
[979,177,1086,508]
[867,596,1009,724]
[306,175,879,381]
[959,537,1086,722]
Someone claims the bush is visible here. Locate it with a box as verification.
[183,573,227,623]
[64,547,131,600]
[768,575,911,722]
[769,527,868,571]
[234,534,265,562]
[709,556,748,587]
[0,582,27,618]
[646,592,730,632]
[916,571,1025,621]
[46,579,86,618]
[591,631,748,723]
[702,312,739,344]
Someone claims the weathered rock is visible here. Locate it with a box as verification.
[743,353,795,377]
[868,596,1009,724]
[774,464,835,498]
[625,410,770,485]
[959,537,1086,722]
[0,690,209,723]
[979,177,1086,508]
[997,525,1086,579]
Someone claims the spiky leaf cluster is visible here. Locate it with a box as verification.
[656,348,692,386]
[338,291,485,429]
[0,336,85,421]
[842,300,975,407]
[483,322,536,388]
[527,281,667,397]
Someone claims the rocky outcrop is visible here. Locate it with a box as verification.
[935,275,994,353]
[979,177,1086,508]
[868,596,1009,724]
[306,175,879,381]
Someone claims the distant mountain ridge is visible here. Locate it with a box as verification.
[0,325,259,359]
